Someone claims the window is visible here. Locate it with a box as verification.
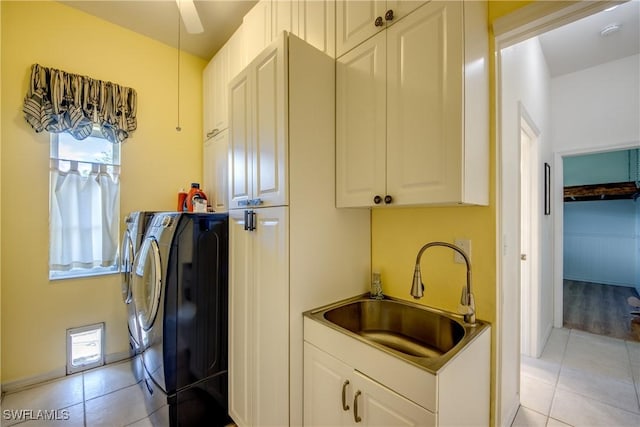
[49,128,121,279]
[66,323,105,374]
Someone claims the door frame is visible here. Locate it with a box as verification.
[493,1,617,425]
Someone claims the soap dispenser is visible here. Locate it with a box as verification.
[371,271,384,300]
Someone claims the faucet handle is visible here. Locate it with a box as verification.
[459,285,468,305]
[457,286,473,315]
[457,303,474,315]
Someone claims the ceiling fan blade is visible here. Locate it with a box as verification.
[176,0,204,34]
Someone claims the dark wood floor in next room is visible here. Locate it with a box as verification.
[563,279,640,342]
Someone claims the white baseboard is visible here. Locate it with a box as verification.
[1,351,133,394]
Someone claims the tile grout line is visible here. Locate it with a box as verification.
[626,340,640,414]
[82,372,87,427]
[544,329,572,426]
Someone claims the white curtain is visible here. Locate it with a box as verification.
[50,159,120,271]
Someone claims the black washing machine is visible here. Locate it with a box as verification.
[132,212,230,426]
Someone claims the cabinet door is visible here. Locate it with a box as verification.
[203,130,229,213]
[336,32,386,208]
[298,0,335,58]
[244,0,272,64]
[386,0,463,205]
[352,371,435,426]
[202,60,215,141]
[212,45,229,133]
[272,0,297,40]
[304,342,353,426]
[228,210,253,427]
[336,0,385,57]
[252,37,287,207]
[252,207,289,426]
[227,26,246,83]
[229,69,252,209]
[385,0,428,24]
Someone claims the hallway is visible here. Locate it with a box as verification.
[514,328,640,426]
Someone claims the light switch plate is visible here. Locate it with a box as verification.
[454,239,471,264]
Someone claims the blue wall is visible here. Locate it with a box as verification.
[564,200,638,288]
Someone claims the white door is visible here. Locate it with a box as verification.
[351,371,435,426]
[304,342,353,426]
[520,116,541,357]
[386,0,463,205]
[336,31,386,207]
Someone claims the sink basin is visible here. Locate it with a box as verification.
[305,295,488,373]
[324,299,464,358]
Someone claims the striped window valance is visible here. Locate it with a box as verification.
[23,64,137,143]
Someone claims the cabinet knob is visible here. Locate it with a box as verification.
[374,16,384,27]
[385,9,394,21]
[384,195,393,204]
[373,195,382,204]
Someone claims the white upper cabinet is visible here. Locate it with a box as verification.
[211,46,229,135]
[298,0,336,58]
[336,0,426,57]
[227,25,247,84]
[336,0,489,207]
[244,0,273,64]
[228,36,287,209]
[336,33,387,207]
[202,59,215,141]
[272,0,297,40]
[203,130,229,213]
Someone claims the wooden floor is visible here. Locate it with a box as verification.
[563,279,640,342]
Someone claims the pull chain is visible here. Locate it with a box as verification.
[176,3,182,132]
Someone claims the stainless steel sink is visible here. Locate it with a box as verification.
[305,295,489,373]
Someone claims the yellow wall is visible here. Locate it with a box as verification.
[1,1,206,383]
[371,1,533,424]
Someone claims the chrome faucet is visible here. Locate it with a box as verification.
[410,241,476,325]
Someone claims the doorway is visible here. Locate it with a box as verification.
[494,1,640,425]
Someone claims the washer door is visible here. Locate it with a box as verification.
[133,237,162,332]
[120,230,135,304]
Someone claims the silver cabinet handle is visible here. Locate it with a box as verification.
[353,390,362,423]
[341,380,350,411]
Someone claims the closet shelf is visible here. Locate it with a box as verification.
[564,181,639,202]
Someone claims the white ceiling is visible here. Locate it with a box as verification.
[59,0,640,72]
[58,0,258,60]
[538,0,640,77]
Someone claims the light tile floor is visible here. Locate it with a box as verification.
[513,328,640,427]
[0,357,166,427]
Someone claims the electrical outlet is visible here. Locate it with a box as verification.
[454,239,471,264]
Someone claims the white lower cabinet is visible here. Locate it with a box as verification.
[303,317,491,426]
[229,207,289,426]
[304,342,434,426]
